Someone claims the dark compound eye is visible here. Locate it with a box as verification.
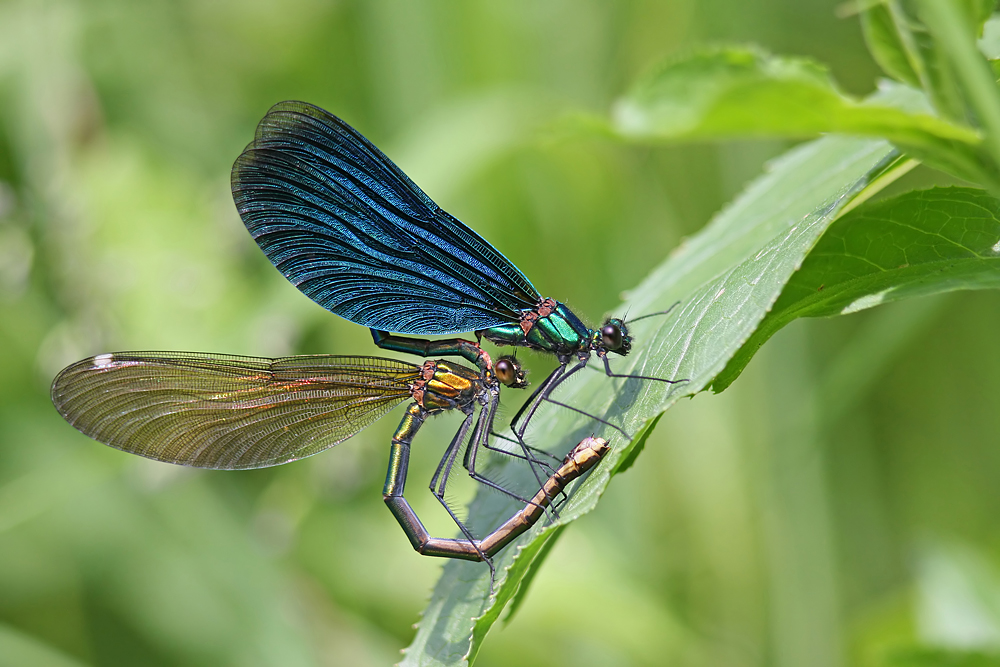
[495,358,517,386]
[601,324,623,350]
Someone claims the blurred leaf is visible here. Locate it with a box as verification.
[862,3,922,87]
[602,46,992,186]
[978,14,1000,60]
[608,47,978,147]
[966,0,998,30]
[392,89,557,201]
[0,623,88,667]
[880,648,1000,667]
[498,524,565,625]
[713,187,1000,391]
[917,541,1000,650]
[404,126,908,663]
[917,0,1000,172]
[0,450,118,534]
[861,0,985,125]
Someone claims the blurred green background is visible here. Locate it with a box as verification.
[2,0,1000,665]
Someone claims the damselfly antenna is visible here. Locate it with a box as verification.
[624,300,681,325]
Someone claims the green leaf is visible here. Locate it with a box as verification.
[491,412,664,629]
[611,412,663,476]
[918,0,1000,171]
[862,2,922,87]
[713,187,1000,391]
[609,47,979,149]
[0,623,89,667]
[978,13,1000,60]
[498,523,566,625]
[602,46,990,186]
[879,648,1000,667]
[965,0,998,31]
[863,1,970,125]
[403,129,905,664]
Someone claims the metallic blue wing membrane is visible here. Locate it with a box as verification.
[232,101,540,334]
[50,352,418,470]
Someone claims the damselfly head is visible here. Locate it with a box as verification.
[495,355,528,389]
[597,318,632,356]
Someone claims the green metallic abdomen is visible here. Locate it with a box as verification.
[480,302,590,356]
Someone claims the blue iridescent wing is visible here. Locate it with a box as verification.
[231,101,541,335]
[51,352,418,470]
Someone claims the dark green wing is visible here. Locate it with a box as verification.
[51,352,420,470]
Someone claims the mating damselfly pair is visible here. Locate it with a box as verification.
[52,102,683,575]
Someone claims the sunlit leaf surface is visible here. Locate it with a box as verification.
[403,133,899,665]
[602,47,989,186]
[610,48,979,149]
[715,187,1000,391]
[0,623,89,667]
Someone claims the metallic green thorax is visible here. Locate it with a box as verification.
[480,300,629,357]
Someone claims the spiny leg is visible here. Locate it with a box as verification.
[508,359,572,438]
[539,396,632,439]
[428,408,494,576]
[488,387,561,474]
[507,358,582,446]
[484,431,561,471]
[502,358,608,510]
[458,367,559,494]
[526,350,690,440]
[482,430,563,504]
[480,431,567,509]
[463,402,543,504]
[499,359,578,493]
[464,400,560,521]
[513,356,633,444]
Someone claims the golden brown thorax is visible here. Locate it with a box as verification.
[410,360,482,412]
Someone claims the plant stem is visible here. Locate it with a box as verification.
[918,0,1000,169]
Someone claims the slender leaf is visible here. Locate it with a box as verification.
[714,187,1000,391]
[404,46,1000,667]
[862,2,922,87]
[403,131,903,665]
[609,47,979,148]
[603,46,989,185]
[0,623,89,667]
[918,0,1000,170]
[880,649,1000,667]
[978,13,1000,60]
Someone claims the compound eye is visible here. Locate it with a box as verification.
[601,324,623,350]
[495,358,517,386]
